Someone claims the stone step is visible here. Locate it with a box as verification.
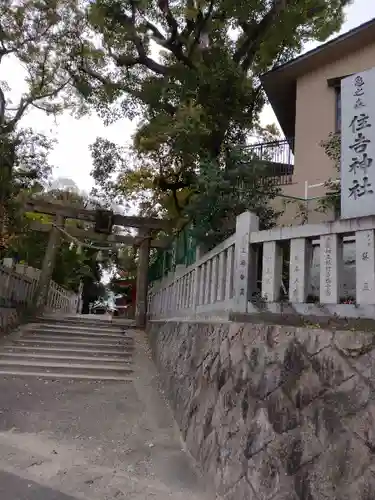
[2,345,133,356]
[10,339,132,350]
[0,369,133,381]
[33,324,125,335]
[36,317,122,328]
[0,359,134,376]
[23,333,133,344]
[0,352,132,364]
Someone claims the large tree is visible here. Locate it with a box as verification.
[0,0,86,248]
[74,0,350,225]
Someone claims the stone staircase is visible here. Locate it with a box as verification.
[0,316,134,381]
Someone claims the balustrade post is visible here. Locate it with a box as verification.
[191,267,200,311]
[217,251,226,302]
[262,241,283,302]
[225,246,234,300]
[198,264,205,306]
[210,256,218,305]
[320,234,342,304]
[233,212,259,312]
[289,238,311,303]
[356,229,375,305]
[204,259,212,304]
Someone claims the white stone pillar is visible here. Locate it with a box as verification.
[204,259,212,305]
[210,256,218,304]
[191,267,199,310]
[233,212,260,312]
[289,238,311,303]
[167,286,172,314]
[187,272,193,308]
[262,241,283,302]
[185,273,190,309]
[198,264,205,306]
[177,278,183,310]
[217,251,226,302]
[320,234,342,304]
[356,229,375,305]
[181,276,185,309]
[225,246,234,300]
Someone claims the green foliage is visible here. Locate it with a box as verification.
[318,132,341,216]
[0,0,86,126]
[185,149,282,249]
[0,0,89,248]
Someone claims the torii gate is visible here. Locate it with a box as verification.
[24,198,172,328]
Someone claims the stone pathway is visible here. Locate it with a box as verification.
[0,317,134,381]
[0,315,213,500]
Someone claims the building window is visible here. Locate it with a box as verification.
[335,86,341,132]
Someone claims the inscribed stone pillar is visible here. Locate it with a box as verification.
[289,238,311,303]
[319,234,342,304]
[233,212,259,312]
[356,229,375,305]
[262,241,283,302]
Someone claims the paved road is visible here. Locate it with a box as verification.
[0,470,79,500]
[0,316,213,500]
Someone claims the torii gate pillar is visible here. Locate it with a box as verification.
[135,229,151,328]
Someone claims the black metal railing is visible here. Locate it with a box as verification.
[238,138,295,186]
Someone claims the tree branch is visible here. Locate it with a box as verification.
[4,79,71,134]
[188,0,215,56]
[233,0,288,69]
[0,86,5,127]
[142,18,167,43]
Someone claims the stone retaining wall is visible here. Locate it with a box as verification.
[148,320,375,499]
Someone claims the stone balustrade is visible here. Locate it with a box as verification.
[0,260,79,321]
[148,212,375,320]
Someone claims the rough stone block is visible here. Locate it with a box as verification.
[255,362,284,400]
[304,432,371,499]
[229,335,245,366]
[199,430,218,476]
[267,422,323,477]
[303,398,345,448]
[247,448,292,500]
[265,387,300,434]
[283,363,324,410]
[219,431,248,494]
[310,346,355,388]
[280,341,309,377]
[223,477,257,500]
[346,401,375,450]
[340,469,375,500]
[243,407,276,459]
[353,350,375,381]
[322,375,371,419]
[295,327,333,356]
[334,329,375,358]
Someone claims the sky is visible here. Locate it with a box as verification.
[5,0,375,198]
